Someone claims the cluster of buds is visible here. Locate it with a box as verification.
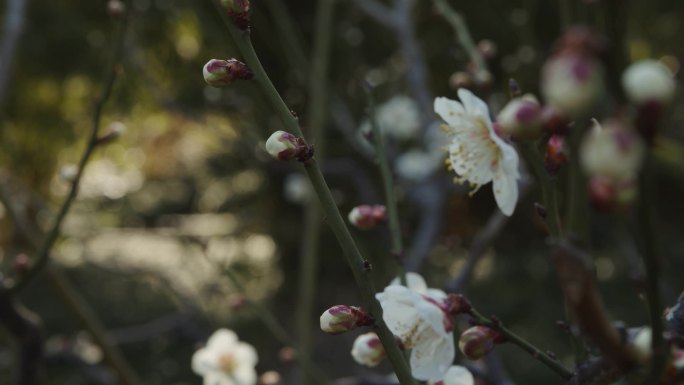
[580,119,644,211]
[203,59,253,87]
[351,332,385,367]
[265,131,313,162]
[541,27,605,118]
[348,205,387,229]
[320,305,373,335]
[221,0,251,30]
[458,325,504,360]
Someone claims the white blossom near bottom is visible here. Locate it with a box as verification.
[428,365,475,385]
[434,89,521,216]
[376,273,454,381]
[192,329,258,385]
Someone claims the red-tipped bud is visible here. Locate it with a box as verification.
[348,205,387,229]
[13,253,30,274]
[544,134,569,176]
[320,305,372,335]
[459,326,503,360]
[446,294,472,316]
[351,332,386,367]
[541,52,604,118]
[496,94,543,140]
[203,59,253,87]
[221,0,250,30]
[265,131,313,162]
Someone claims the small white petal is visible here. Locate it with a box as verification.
[492,167,518,216]
[457,88,491,119]
[434,97,466,127]
[410,333,455,381]
[390,272,428,293]
[192,348,218,376]
[206,329,238,351]
[234,342,258,367]
[203,372,234,385]
[440,366,475,385]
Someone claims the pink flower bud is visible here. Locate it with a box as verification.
[320,305,372,335]
[203,59,253,87]
[541,53,604,118]
[351,332,385,367]
[459,326,502,360]
[265,131,313,162]
[544,134,569,176]
[348,205,387,229]
[580,120,644,182]
[221,0,250,30]
[496,94,543,140]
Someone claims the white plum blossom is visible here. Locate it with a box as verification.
[427,365,475,385]
[434,89,521,216]
[192,329,258,385]
[360,95,421,141]
[395,149,443,181]
[377,273,454,381]
[622,59,676,105]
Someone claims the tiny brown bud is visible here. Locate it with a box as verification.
[449,72,473,90]
[446,294,472,316]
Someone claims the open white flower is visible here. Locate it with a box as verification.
[434,89,521,216]
[192,329,258,385]
[377,274,454,381]
[427,365,475,385]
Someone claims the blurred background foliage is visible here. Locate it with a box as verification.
[1,0,684,384]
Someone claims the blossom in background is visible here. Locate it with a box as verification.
[351,332,386,367]
[580,120,645,182]
[395,149,443,182]
[434,89,520,216]
[376,273,454,381]
[348,205,387,229]
[622,59,676,106]
[427,365,475,385]
[192,329,258,385]
[360,95,421,141]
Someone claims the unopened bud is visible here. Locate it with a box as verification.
[259,371,281,385]
[203,59,253,87]
[348,205,386,229]
[477,40,498,60]
[449,72,473,90]
[97,121,125,145]
[459,326,502,360]
[580,120,644,181]
[544,134,569,176]
[622,59,676,106]
[496,94,543,140]
[107,0,125,17]
[541,53,604,118]
[13,253,30,274]
[277,347,296,363]
[60,164,79,182]
[320,305,372,335]
[221,0,250,30]
[265,131,313,162]
[446,294,472,316]
[351,332,385,367]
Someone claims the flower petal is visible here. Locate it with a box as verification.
[434,97,466,127]
[457,89,490,119]
[203,371,235,385]
[442,366,475,385]
[390,272,428,293]
[234,342,258,367]
[492,164,519,216]
[409,334,455,381]
[192,348,218,376]
[206,329,238,352]
[232,366,257,385]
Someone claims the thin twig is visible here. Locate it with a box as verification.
[467,307,574,379]
[9,13,128,294]
[366,86,407,283]
[297,1,335,384]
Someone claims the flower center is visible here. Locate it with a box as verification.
[218,353,237,373]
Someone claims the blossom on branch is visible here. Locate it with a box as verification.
[434,89,521,216]
[192,329,258,385]
[427,365,475,385]
[376,273,455,381]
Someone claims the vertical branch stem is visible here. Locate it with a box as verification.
[224,13,416,385]
[297,1,335,384]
